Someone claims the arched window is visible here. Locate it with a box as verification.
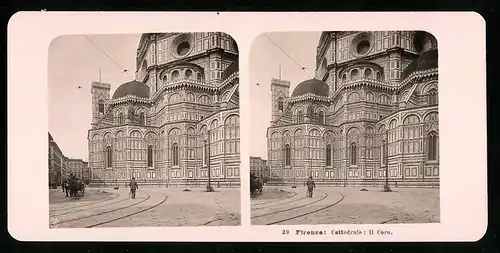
[171,70,179,81]
[140,112,146,126]
[318,111,325,124]
[326,144,332,167]
[105,146,112,168]
[277,97,284,112]
[118,113,125,125]
[197,73,202,82]
[297,111,304,123]
[364,68,373,79]
[172,143,179,166]
[147,145,153,167]
[350,142,357,165]
[98,100,105,114]
[284,144,291,166]
[428,89,438,105]
[427,132,438,161]
[185,69,193,79]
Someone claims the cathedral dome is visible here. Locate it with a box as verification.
[222,60,239,80]
[401,49,438,80]
[291,78,329,97]
[112,80,150,99]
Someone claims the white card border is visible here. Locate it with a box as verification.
[7,11,487,242]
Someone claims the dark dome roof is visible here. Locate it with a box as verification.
[222,60,239,80]
[112,80,150,99]
[401,49,438,79]
[291,79,329,97]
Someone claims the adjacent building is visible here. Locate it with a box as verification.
[250,156,268,179]
[267,31,439,185]
[48,132,70,187]
[68,159,90,181]
[88,32,240,187]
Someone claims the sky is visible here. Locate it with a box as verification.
[48,34,141,161]
[249,32,322,159]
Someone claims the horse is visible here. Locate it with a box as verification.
[68,178,85,198]
[68,178,78,197]
[250,177,263,196]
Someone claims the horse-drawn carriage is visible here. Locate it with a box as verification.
[250,174,263,196]
[68,178,85,197]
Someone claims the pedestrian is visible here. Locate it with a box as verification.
[61,179,65,193]
[64,179,69,197]
[129,177,138,199]
[306,176,316,198]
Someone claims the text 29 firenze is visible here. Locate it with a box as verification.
[282,229,394,236]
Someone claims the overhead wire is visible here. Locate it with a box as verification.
[82,34,133,80]
[263,33,312,79]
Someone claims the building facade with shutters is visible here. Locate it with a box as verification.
[48,132,71,188]
[88,32,240,187]
[267,31,439,186]
[68,159,90,182]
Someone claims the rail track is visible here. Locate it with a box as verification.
[86,193,168,228]
[251,191,299,208]
[51,193,159,226]
[50,192,131,217]
[50,191,121,212]
[251,189,345,225]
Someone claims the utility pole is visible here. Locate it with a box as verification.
[206,130,214,192]
[384,131,392,192]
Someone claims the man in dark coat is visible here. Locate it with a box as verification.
[306,176,316,198]
[63,179,69,197]
[129,177,139,199]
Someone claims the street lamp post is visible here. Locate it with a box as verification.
[206,130,214,192]
[384,130,392,192]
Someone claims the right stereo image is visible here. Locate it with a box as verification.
[249,31,439,226]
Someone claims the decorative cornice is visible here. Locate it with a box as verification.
[287,93,330,104]
[399,68,438,87]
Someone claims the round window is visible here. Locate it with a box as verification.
[356,40,370,55]
[176,41,191,56]
[364,68,373,79]
[351,32,373,57]
[351,69,359,79]
[185,69,193,79]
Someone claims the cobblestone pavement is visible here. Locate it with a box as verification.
[251,186,439,225]
[49,187,240,228]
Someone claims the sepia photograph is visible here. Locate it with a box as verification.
[250,31,440,225]
[48,32,241,228]
[8,12,486,242]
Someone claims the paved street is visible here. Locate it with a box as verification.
[49,187,241,228]
[251,186,439,225]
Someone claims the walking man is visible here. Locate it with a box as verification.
[63,179,69,197]
[129,177,139,199]
[306,176,316,198]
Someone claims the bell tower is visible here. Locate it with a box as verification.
[270,78,290,126]
[91,81,111,128]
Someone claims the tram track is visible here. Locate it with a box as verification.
[251,191,298,207]
[50,191,121,212]
[86,193,168,228]
[251,190,345,225]
[50,192,131,217]
[266,192,345,225]
[252,195,307,211]
[252,190,328,219]
[51,192,152,227]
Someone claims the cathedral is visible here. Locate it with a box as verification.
[267,31,439,185]
[88,32,240,187]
